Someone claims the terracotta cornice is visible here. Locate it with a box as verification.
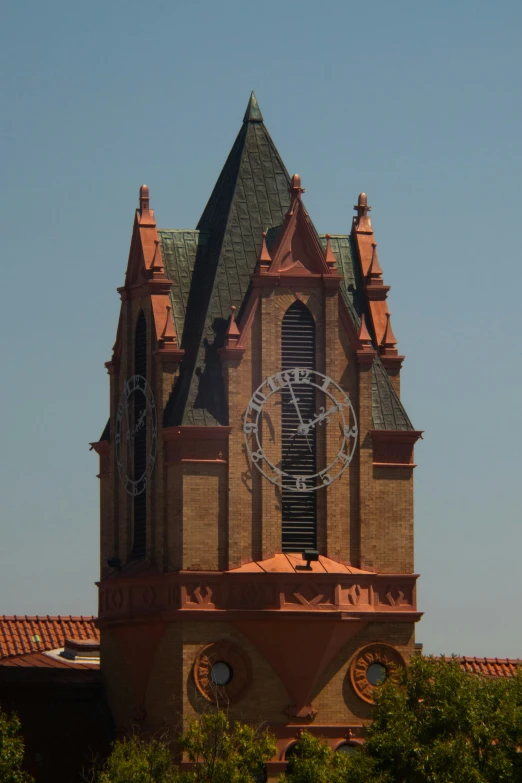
[90,440,110,456]
[118,278,173,301]
[153,347,185,364]
[97,569,420,623]
[371,430,423,467]
[162,426,232,441]
[356,350,376,367]
[380,355,405,372]
[366,285,390,301]
[162,425,231,464]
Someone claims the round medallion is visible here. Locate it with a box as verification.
[193,641,251,703]
[115,374,157,496]
[243,368,357,492]
[350,643,405,704]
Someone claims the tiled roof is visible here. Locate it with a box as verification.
[0,616,98,660]
[165,92,292,426]
[158,93,413,432]
[455,656,522,678]
[158,229,209,341]
[372,356,414,430]
[0,651,98,669]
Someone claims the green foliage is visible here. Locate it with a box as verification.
[178,711,276,783]
[360,655,522,783]
[282,657,522,783]
[95,734,178,783]
[0,705,33,783]
[93,711,275,783]
[279,731,363,783]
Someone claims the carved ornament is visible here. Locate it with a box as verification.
[350,642,405,704]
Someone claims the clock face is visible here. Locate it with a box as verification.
[243,368,357,492]
[115,375,157,496]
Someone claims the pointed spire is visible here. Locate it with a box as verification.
[367,242,383,283]
[380,312,398,356]
[150,239,164,273]
[324,234,337,271]
[357,313,373,349]
[224,306,241,347]
[243,91,264,123]
[161,305,177,343]
[256,231,272,273]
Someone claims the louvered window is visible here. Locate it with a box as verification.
[281,301,316,551]
[132,311,147,559]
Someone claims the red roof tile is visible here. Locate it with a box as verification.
[433,656,522,678]
[457,656,521,678]
[0,616,98,660]
[0,651,98,669]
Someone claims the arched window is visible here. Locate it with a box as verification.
[335,742,359,755]
[132,311,147,559]
[281,301,316,551]
[284,742,299,760]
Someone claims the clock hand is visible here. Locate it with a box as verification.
[286,381,312,454]
[299,405,339,436]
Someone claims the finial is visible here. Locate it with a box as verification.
[257,230,272,272]
[380,312,398,355]
[290,174,305,198]
[324,234,337,270]
[140,184,150,212]
[224,305,241,347]
[161,305,175,341]
[357,313,373,348]
[354,192,371,218]
[243,91,264,123]
[150,239,164,272]
[367,242,383,281]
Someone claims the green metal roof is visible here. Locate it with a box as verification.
[153,93,412,432]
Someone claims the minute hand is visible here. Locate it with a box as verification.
[287,381,312,454]
[298,405,338,436]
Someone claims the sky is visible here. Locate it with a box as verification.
[1,0,521,658]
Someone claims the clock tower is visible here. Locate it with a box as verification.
[91,93,422,774]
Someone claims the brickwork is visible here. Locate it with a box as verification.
[97,117,420,746]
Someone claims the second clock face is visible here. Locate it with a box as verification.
[115,374,157,496]
[243,368,357,492]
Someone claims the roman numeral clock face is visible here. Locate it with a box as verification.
[115,375,157,496]
[243,369,358,491]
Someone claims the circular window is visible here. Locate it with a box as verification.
[194,641,251,703]
[366,662,387,686]
[349,643,405,704]
[210,661,233,686]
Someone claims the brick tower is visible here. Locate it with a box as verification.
[91,93,422,776]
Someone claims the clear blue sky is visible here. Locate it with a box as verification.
[1,0,521,658]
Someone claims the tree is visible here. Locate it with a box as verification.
[0,705,33,783]
[93,711,275,783]
[178,711,276,783]
[283,655,522,783]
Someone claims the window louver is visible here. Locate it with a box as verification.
[132,311,147,559]
[281,301,316,552]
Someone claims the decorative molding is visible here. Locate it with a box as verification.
[349,642,405,704]
[371,430,423,467]
[97,570,420,623]
[162,426,231,464]
[193,640,252,704]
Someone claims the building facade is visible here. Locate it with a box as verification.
[91,92,423,775]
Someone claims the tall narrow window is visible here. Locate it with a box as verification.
[281,301,316,551]
[132,311,147,558]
